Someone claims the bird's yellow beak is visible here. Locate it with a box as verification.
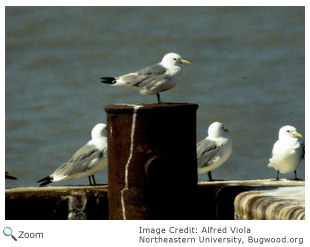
[180,59,191,65]
[293,132,303,138]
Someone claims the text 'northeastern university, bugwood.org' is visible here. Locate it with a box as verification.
[138,226,304,245]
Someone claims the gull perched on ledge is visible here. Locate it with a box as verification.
[37,123,108,187]
[197,122,232,181]
[100,52,191,103]
[268,125,304,180]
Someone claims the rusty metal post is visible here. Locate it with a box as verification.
[105,103,198,220]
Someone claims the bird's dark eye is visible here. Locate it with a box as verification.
[173,58,177,60]
[286,130,290,133]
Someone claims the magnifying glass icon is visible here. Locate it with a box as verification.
[3,227,17,241]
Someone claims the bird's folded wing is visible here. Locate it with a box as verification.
[52,144,104,180]
[117,64,168,88]
[197,139,223,168]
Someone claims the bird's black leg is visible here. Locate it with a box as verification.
[156,93,161,104]
[276,170,280,180]
[294,170,299,180]
[92,175,97,185]
[88,176,93,185]
[208,171,213,181]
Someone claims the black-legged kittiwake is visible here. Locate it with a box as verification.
[100,53,191,103]
[37,123,108,187]
[268,125,304,180]
[197,122,232,181]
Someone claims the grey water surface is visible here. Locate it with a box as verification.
[5,6,305,187]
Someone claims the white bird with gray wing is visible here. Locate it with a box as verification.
[37,123,108,186]
[268,125,304,180]
[197,122,232,181]
[100,52,191,103]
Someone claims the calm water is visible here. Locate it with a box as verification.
[5,7,305,187]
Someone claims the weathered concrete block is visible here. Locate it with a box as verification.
[5,186,108,220]
[234,186,305,220]
[199,179,304,220]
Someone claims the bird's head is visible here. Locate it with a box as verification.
[91,123,107,140]
[161,53,191,67]
[208,122,229,138]
[279,125,302,140]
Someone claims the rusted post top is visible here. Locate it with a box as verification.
[104,103,198,113]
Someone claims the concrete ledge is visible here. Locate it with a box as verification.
[234,186,305,220]
[198,179,304,187]
[197,179,304,220]
[5,186,108,220]
[5,180,304,220]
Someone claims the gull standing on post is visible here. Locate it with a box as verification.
[268,125,304,180]
[100,53,191,103]
[197,122,232,181]
[37,123,108,187]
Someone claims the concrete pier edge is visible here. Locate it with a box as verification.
[5,179,304,220]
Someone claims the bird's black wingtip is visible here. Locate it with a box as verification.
[5,172,17,180]
[100,77,116,84]
[37,176,53,187]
